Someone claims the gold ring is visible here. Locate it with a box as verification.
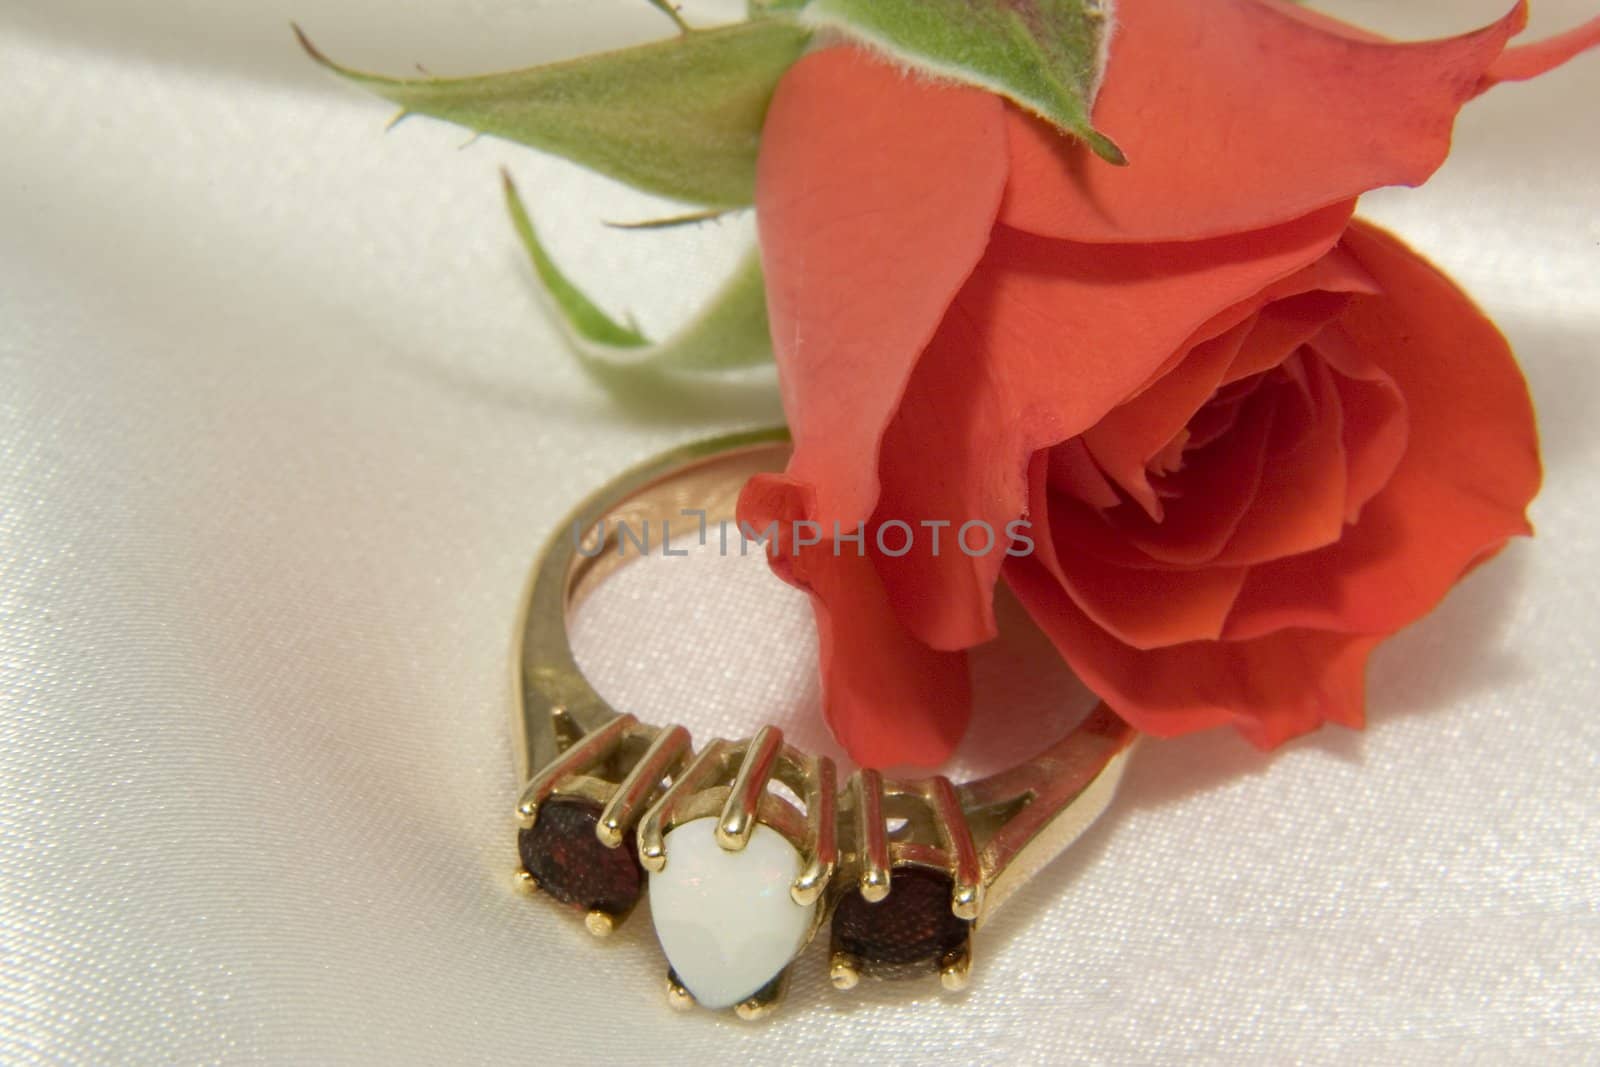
[510,429,1136,1018]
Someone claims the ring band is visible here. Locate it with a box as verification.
[510,430,1137,1017]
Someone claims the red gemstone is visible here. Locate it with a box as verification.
[518,796,643,917]
[831,865,971,979]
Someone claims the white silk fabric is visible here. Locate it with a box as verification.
[2,1,1598,1062]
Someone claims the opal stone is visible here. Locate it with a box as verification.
[648,818,816,1009]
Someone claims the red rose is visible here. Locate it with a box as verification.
[738,1,1600,767]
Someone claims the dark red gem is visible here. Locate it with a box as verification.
[831,865,971,979]
[517,796,643,917]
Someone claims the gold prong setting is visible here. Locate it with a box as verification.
[939,941,973,992]
[517,714,638,825]
[513,715,686,936]
[734,970,788,1022]
[826,771,991,991]
[512,709,1135,1016]
[637,729,836,1015]
[665,971,696,1013]
[829,951,861,991]
[598,724,691,849]
[791,753,837,907]
[854,769,892,904]
[716,725,785,851]
[928,776,985,922]
[638,739,730,874]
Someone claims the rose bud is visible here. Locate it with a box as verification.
[738,1,1600,767]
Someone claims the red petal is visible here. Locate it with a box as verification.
[1309,326,1409,524]
[1183,384,1254,450]
[1222,291,1354,385]
[1083,259,1368,523]
[1048,438,1121,511]
[800,548,973,768]
[738,474,971,768]
[1250,0,1382,42]
[1088,385,1279,569]
[869,204,1354,652]
[1001,0,1543,242]
[1481,14,1600,86]
[1026,449,1069,582]
[1055,534,1250,649]
[1073,276,1370,572]
[1224,221,1540,640]
[1082,320,1253,521]
[1006,554,1379,746]
[1210,354,1350,566]
[756,46,1009,528]
[1029,448,1261,652]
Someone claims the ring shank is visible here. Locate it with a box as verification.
[512,430,792,781]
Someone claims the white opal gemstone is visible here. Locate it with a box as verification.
[648,817,816,1010]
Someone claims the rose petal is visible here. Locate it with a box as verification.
[1053,514,1252,648]
[1088,385,1279,569]
[1076,288,1374,572]
[1123,246,1378,395]
[1210,353,1350,566]
[756,46,1009,529]
[1000,0,1579,243]
[798,546,973,768]
[1082,320,1253,521]
[1252,0,1383,42]
[1224,221,1540,640]
[1310,326,1410,524]
[1028,448,1261,652]
[1006,553,1380,746]
[1084,248,1378,519]
[1027,449,1070,582]
[1480,14,1600,87]
[1222,291,1353,385]
[1048,437,1121,511]
[738,473,972,767]
[869,204,1354,652]
[1184,383,1255,451]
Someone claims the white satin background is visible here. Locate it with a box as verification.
[2,0,1597,1062]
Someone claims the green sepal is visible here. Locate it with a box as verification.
[749,0,809,15]
[503,174,773,398]
[297,19,811,207]
[605,208,731,232]
[798,0,1124,164]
